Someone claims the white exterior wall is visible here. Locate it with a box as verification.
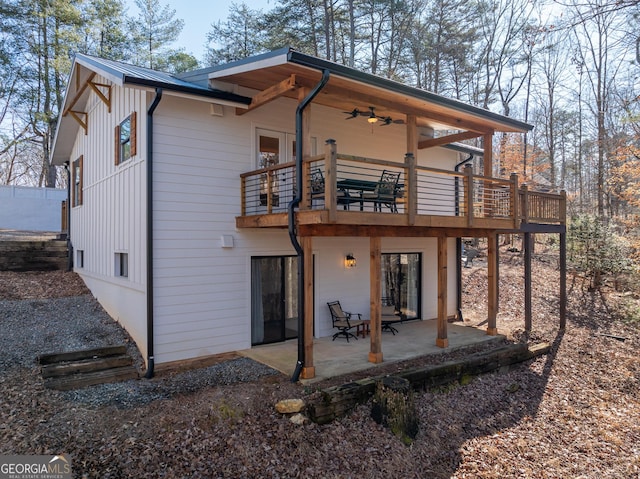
[0,185,66,231]
[151,94,461,364]
[68,78,148,358]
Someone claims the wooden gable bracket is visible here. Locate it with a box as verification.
[236,74,298,115]
[68,110,88,135]
[88,81,112,112]
[418,130,483,150]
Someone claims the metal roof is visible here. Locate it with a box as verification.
[208,47,533,134]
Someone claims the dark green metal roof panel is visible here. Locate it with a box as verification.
[75,53,251,104]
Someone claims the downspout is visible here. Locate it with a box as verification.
[144,87,163,379]
[454,154,473,321]
[64,161,73,271]
[289,69,330,383]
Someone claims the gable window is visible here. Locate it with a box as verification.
[72,155,83,206]
[115,252,129,278]
[115,112,137,165]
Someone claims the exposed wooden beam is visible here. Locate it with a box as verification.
[68,111,88,134]
[88,81,112,112]
[236,74,297,115]
[63,71,97,117]
[418,130,483,150]
[297,224,510,238]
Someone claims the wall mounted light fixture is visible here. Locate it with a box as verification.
[345,253,356,268]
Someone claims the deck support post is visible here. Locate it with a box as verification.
[326,140,338,222]
[437,235,449,348]
[487,232,499,336]
[369,236,383,364]
[524,231,532,332]
[301,235,315,379]
[559,230,567,330]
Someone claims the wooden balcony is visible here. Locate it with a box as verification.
[237,142,565,234]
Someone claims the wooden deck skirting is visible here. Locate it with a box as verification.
[237,145,565,231]
[307,342,551,424]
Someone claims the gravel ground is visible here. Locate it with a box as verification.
[1,248,639,478]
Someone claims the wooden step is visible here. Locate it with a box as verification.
[39,345,139,391]
[39,345,127,365]
[41,354,133,378]
[44,366,139,391]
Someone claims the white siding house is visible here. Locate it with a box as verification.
[51,48,558,380]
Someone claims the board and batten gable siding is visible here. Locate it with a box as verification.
[69,76,148,358]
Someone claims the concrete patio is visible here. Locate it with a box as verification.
[239,320,504,383]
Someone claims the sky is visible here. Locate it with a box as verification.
[125,0,274,61]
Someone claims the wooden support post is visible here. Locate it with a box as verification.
[437,235,449,348]
[521,184,530,224]
[510,172,519,229]
[464,164,474,227]
[299,87,312,210]
[487,232,499,336]
[369,237,383,364]
[483,132,493,178]
[559,231,567,330]
[405,152,417,225]
[326,139,338,222]
[301,236,315,379]
[406,115,417,225]
[524,231,532,332]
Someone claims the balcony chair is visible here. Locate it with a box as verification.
[362,169,401,212]
[310,168,351,209]
[327,301,365,341]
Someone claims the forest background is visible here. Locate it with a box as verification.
[1,0,639,293]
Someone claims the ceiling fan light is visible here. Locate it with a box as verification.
[367,115,378,123]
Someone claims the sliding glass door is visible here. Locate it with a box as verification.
[381,253,421,320]
[251,256,299,345]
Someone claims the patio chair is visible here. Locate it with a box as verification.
[381,297,404,334]
[362,169,401,212]
[327,301,365,341]
[310,168,351,209]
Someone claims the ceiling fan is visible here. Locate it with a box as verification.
[343,106,404,125]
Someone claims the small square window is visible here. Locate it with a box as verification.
[115,252,129,278]
[77,250,84,268]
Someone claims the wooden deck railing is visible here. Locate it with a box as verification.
[239,141,565,228]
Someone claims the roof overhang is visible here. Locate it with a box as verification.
[208,47,533,135]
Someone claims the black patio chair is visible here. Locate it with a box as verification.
[381,297,404,334]
[327,301,365,341]
[310,168,351,209]
[362,169,401,212]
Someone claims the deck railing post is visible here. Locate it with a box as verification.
[301,159,311,210]
[267,169,274,214]
[325,139,338,222]
[405,152,416,225]
[560,189,567,224]
[240,178,246,216]
[510,172,518,228]
[521,183,529,224]
[464,164,474,227]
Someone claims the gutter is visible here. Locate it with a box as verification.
[144,88,163,379]
[64,162,73,271]
[289,69,331,383]
[454,154,474,320]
